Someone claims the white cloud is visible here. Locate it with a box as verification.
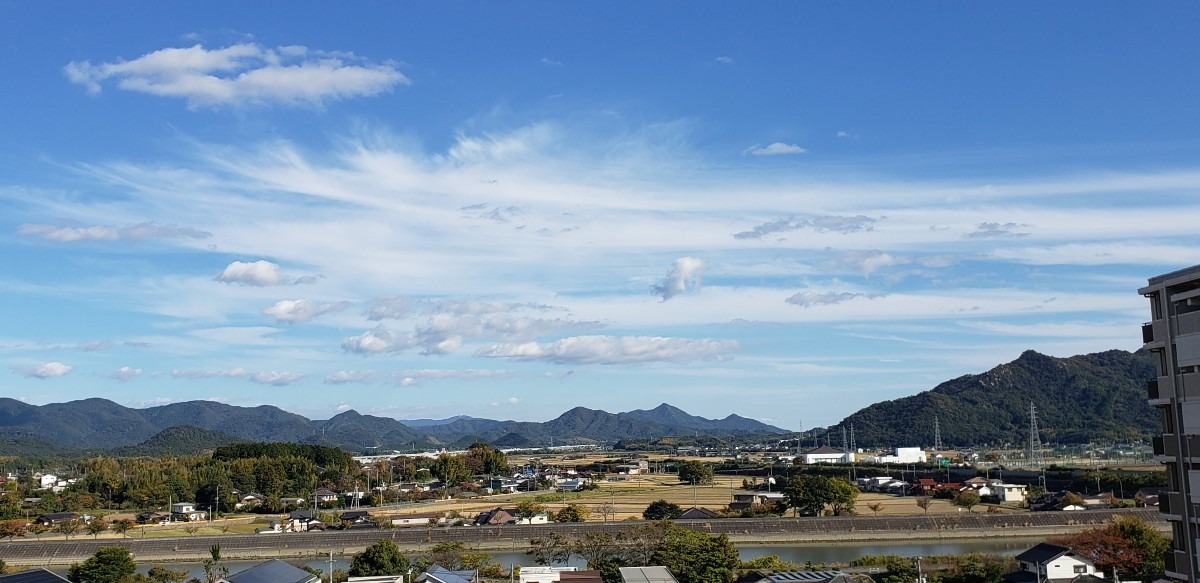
[786,291,885,307]
[249,371,306,386]
[734,215,877,239]
[342,326,414,354]
[540,57,563,66]
[13,362,73,379]
[475,335,738,365]
[171,367,304,386]
[64,43,408,108]
[715,56,734,64]
[324,370,375,384]
[965,222,1031,239]
[836,130,859,139]
[653,257,707,301]
[393,368,511,385]
[363,296,411,320]
[19,222,210,242]
[743,142,806,156]
[262,299,348,323]
[112,366,143,381]
[216,260,285,286]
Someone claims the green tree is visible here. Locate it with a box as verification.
[642,499,682,520]
[880,556,918,583]
[431,454,471,485]
[1051,515,1169,580]
[649,525,738,583]
[85,517,109,539]
[827,478,859,515]
[146,566,188,583]
[515,500,547,523]
[55,518,84,539]
[555,503,590,523]
[573,531,623,570]
[67,547,136,583]
[349,539,411,577]
[677,461,714,485]
[202,544,227,583]
[783,474,835,516]
[527,532,572,566]
[466,443,511,476]
[954,490,981,513]
[111,518,134,538]
[0,520,26,540]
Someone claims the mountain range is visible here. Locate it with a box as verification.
[0,348,1161,457]
[0,398,786,455]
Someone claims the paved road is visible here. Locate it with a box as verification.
[0,508,1162,566]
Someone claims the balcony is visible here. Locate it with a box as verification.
[1143,323,1155,344]
[1161,491,1185,518]
[1148,378,1161,400]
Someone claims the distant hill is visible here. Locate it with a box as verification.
[0,398,786,452]
[401,415,482,427]
[831,349,1158,447]
[109,425,245,457]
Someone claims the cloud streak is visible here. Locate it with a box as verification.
[19,222,210,242]
[65,43,408,108]
[475,335,738,365]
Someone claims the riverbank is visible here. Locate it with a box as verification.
[0,508,1164,567]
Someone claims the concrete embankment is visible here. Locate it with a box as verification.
[0,508,1164,567]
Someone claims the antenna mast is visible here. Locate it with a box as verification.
[934,416,943,452]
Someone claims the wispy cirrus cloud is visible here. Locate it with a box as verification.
[19,222,210,242]
[965,222,1030,239]
[475,335,738,365]
[172,367,306,386]
[64,42,408,108]
[394,368,511,386]
[262,299,349,323]
[734,214,878,240]
[786,291,885,307]
[12,362,72,379]
[743,142,806,156]
[324,370,375,385]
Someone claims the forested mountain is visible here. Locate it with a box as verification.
[0,398,787,452]
[831,349,1157,447]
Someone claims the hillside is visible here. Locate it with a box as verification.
[832,349,1157,447]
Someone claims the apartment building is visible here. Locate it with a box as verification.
[1141,264,1200,582]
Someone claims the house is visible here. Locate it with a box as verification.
[33,512,80,526]
[391,512,445,528]
[520,567,580,583]
[737,571,855,583]
[863,447,927,464]
[35,473,57,490]
[988,483,1029,504]
[488,478,521,494]
[339,510,373,526]
[474,507,516,525]
[557,478,587,492]
[221,559,320,583]
[236,493,265,509]
[313,488,339,505]
[414,565,478,583]
[619,566,679,583]
[280,497,307,508]
[678,507,719,520]
[1134,487,1164,507]
[800,446,854,464]
[729,491,785,512]
[0,567,72,583]
[170,502,207,522]
[559,574,603,582]
[286,510,325,532]
[1002,543,1106,583]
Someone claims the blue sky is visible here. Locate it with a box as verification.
[2,3,1198,430]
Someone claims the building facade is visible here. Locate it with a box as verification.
[1141,264,1200,582]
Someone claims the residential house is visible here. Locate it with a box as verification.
[236,493,265,509]
[729,491,785,512]
[557,478,587,492]
[619,566,678,583]
[1002,543,1105,583]
[0,568,72,583]
[678,507,718,520]
[863,447,927,464]
[33,512,81,526]
[414,565,478,583]
[737,571,855,583]
[35,473,57,490]
[280,497,307,509]
[339,510,373,527]
[313,488,339,505]
[1134,487,1163,507]
[520,567,580,583]
[474,507,516,525]
[170,502,208,522]
[221,559,320,583]
[286,510,325,532]
[391,512,445,528]
[488,478,521,494]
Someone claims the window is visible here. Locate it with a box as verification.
[1074,566,1087,574]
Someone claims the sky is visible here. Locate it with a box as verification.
[2,3,1199,431]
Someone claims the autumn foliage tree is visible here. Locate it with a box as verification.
[1050,516,1169,580]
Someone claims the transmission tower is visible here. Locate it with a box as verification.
[933,416,943,452]
[1028,402,1044,468]
[841,426,849,452]
[850,424,856,452]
